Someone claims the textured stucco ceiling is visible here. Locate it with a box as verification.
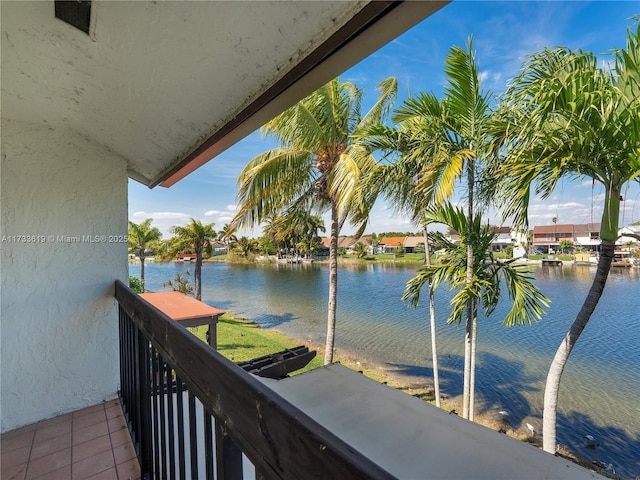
[1,1,446,187]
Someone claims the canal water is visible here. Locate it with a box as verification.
[132,261,640,478]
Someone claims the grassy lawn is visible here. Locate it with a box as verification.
[188,313,324,374]
[187,312,396,382]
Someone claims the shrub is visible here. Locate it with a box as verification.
[129,276,145,293]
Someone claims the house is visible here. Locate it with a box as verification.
[447,227,523,253]
[573,223,601,251]
[378,236,405,253]
[209,240,228,256]
[489,226,513,252]
[532,223,601,253]
[1,2,597,478]
[399,236,423,253]
[617,224,640,247]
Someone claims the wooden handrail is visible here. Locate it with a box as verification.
[115,280,394,480]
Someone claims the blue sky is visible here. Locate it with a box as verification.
[129,1,640,238]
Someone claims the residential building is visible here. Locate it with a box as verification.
[573,223,602,251]
[447,227,525,253]
[532,223,601,253]
[402,236,425,253]
[617,225,640,247]
[378,236,405,253]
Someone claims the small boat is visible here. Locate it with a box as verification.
[542,258,563,266]
[612,251,633,267]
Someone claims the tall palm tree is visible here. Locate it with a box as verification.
[128,218,161,283]
[362,38,494,419]
[491,23,640,453]
[171,219,216,300]
[218,223,238,255]
[233,77,397,365]
[356,121,444,406]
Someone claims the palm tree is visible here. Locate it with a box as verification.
[232,236,256,258]
[491,23,640,453]
[171,219,216,300]
[352,241,369,259]
[233,77,397,365]
[356,122,444,406]
[163,270,194,296]
[218,223,238,255]
[271,210,325,258]
[360,38,494,419]
[128,218,161,283]
[403,203,549,352]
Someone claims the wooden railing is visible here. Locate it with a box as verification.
[115,280,394,480]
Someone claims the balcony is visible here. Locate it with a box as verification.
[2,281,600,480]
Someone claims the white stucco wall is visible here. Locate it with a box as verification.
[1,120,128,432]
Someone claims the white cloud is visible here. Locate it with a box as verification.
[129,211,195,237]
[204,210,220,216]
[132,211,192,221]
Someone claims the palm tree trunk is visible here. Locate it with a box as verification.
[542,239,615,453]
[324,201,339,365]
[469,299,478,421]
[139,248,146,283]
[423,225,441,408]
[195,247,202,300]
[463,301,472,419]
[463,160,475,419]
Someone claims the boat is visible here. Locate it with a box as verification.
[541,258,563,266]
[612,251,633,267]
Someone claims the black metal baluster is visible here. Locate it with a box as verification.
[215,420,243,480]
[176,375,186,480]
[158,355,168,480]
[203,407,214,480]
[166,362,176,480]
[131,325,141,451]
[151,346,161,479]
[188,392,199,480]
[137,330,153,478]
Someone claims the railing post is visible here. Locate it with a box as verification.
[215,420,243,480]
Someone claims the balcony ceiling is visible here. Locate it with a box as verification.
[1,1,446,188]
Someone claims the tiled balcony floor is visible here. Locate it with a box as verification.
[1,397,141,480]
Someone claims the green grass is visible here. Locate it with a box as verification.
[187,312,395,380]
[188,313,324,374]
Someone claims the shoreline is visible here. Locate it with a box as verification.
[131,255,640,268]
